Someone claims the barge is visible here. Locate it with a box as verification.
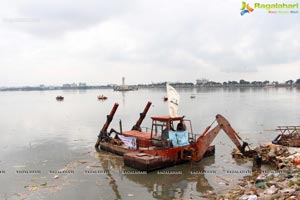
[95,101,256,171]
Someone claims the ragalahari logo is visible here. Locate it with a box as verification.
[241,2,254,16]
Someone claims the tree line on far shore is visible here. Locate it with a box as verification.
[142,78,300,88]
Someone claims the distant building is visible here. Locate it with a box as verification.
[62,84,71,88]
[71,83,77,88]
[107,84,117,87]
[78,82,87,87]
[196,78,209,85]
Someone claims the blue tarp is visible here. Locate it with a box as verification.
[168,131,189,147]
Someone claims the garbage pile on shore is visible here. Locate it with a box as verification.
[215,143,300,199]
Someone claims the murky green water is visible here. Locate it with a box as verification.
[0,87,299,199]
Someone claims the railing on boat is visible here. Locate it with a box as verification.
[276,126,300,135]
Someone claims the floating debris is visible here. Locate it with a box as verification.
[53,175,59,179]
[24,185,38,191]
[40,182,47,187]
[31,178,39,182]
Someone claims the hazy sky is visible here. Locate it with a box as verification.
[0,0,299,86]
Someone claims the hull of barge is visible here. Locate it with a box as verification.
[99,142,215,171]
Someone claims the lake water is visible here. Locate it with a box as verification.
[0,87,299,199]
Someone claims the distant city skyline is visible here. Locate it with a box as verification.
[0,1,299,87]
[1,77,300,90]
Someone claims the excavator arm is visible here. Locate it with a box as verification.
[193,114,256,161]
[95,103,119,148]
[216,114,250,154]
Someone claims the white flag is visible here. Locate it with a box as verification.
[167,84,180,117]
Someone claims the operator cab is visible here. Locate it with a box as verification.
[150,116,195,147]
